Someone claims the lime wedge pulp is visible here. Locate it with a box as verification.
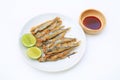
[21,33,36,47]
[26,47,42,59]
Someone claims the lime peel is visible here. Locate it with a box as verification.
[21,33,36,47]
[26,47,42,59]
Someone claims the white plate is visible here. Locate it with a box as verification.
[19,13,86,72]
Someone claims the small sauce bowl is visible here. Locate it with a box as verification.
[79,9,106,34]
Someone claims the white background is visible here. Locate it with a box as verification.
[0,0,120,80]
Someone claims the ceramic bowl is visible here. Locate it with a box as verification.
[79,9,106,34]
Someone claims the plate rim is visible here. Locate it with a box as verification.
[19,13,86,72]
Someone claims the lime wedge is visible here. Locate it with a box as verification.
[21,33,36,47]
[26,47,42,59]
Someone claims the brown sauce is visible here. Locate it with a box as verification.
[83,16,101,30]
